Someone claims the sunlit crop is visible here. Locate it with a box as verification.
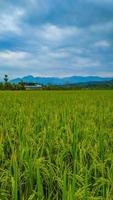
[0,90,113,200]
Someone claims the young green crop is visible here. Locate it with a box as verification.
[0,90,113,200]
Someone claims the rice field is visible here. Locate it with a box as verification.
[0,90,113,200]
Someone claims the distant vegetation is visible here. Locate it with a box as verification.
[0,75,113,90]
[43,80,113,90]
[0,82,25,90]
[0,75,25,90]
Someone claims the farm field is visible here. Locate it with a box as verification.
[0,90,113,200]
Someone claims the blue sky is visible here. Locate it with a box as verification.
[0,0,113,79]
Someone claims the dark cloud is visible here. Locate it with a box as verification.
[0,0,113,77]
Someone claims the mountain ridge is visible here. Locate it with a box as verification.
[10,75,113,85]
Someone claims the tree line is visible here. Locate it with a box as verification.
[0,75,25,90]
[0,75,113,90]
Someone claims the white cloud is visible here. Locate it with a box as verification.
[48,50,69,59]
[0,50,29,60]
[0,7,25,35]
[0,48,112,78]
[94,40,111,48]
[72,56,100,67]
[0,49,99,75]
[38,24,80,42]
[0,50,31,68]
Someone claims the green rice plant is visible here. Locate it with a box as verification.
[0,90,113,199]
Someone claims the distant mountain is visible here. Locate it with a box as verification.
[11,75,113,85]
[11,78,22,84]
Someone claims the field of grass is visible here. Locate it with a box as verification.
[0,90,113,200]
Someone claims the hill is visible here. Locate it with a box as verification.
[11,75,113,85]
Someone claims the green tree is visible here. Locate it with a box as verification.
[4,74,9,83]
[18,81,25,90]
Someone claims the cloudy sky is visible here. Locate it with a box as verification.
[0,0,113,79]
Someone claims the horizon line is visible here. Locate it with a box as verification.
[1,74,113,81]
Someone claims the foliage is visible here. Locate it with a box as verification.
[0,79,113,90]
[0,90,113,199]
[43,80,113,90]
[0,82,25,90]
[77,80,113,90]
[4,74,9,83]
